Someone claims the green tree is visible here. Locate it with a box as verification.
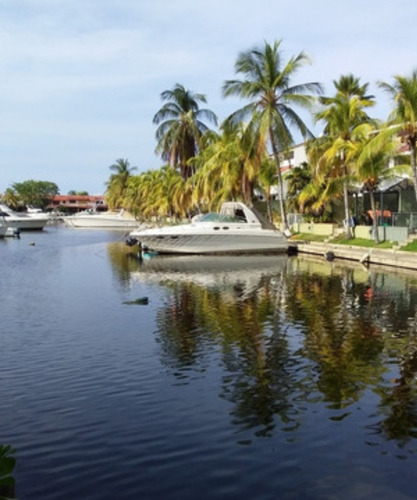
[125,166,192,220]
[105,158,137,210]
[153,84,218,180]
[285,161,334,221]
[285,162,312,213]
[190,121,262,209]
[223,40,323,231]
[1,188,20,209]
[354,123,410,243]
[314,75,375,237]
[9,180,59,209]
[379,70,417,204]
[257,156,277,223]
[68,190,89,195]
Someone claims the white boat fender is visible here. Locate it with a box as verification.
[359,252,371,264]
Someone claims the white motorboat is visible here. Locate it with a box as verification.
[127,201,289,254]
[0,203,50,230]
[65,209,140,229]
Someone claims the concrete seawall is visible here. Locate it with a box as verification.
[295,241,417,271]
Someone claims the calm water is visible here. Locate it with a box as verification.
[2,226,417,499]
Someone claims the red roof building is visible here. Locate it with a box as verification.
[47,195,107,213]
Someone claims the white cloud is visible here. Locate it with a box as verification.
[0,0,417,193]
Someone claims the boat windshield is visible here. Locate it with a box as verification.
[197,213,246,223]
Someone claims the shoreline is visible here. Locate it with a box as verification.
[295,241,417,271]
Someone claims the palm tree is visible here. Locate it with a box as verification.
[314,75,375,238]
[1,187,20,209]
[190,121,262,210]
[153,84,218,180]
[379,70,417,204]
[354,123,410,243]
[257,157,277,223]
[105,158,137,210]
[285,162,312,213]
[125,166,193,220]
[222,40,323,231]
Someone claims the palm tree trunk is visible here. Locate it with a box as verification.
[410,144,417,205]
[269,129,289,231]
[343,180,352,239]
[265,189,273,223]
[369,188,379,244]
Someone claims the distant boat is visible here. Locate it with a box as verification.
[0,204,50,230]
[65,209,141,229]
[127,201,289,254]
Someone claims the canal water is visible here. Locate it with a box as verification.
[1,226,417,499]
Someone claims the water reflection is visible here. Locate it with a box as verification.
[108,244,417,446]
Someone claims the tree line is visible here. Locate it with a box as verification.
[106,40,416,241]
[3,39,416,240]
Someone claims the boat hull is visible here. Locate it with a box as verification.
[65,215,140,229]
[3,217,49,230]
[130,230,288,254]
[128,202,289,254]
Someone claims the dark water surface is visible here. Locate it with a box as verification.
[2,226,417,499]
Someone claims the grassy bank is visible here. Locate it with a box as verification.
[290,232,415,251]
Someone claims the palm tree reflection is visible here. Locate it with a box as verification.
[108,242,417,443]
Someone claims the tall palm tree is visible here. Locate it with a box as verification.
[331,73,374,100]
[379,70,417,204]
[314,75,375,238]
[222,40,323,231]
[105,158,137,210]
[153,84,218,180]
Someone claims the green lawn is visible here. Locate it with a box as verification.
[399,240,417,252]
[290,232,328,242]
[329,235,395,249]
[290,232,397,249]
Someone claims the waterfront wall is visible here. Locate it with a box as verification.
[293,222,338,237]
[292,222,410,243]
[297,241,417,270]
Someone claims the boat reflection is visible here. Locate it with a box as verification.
[107,243,417,444]
[130,253,288,298]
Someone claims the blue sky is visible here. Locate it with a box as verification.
[1,0,416,195]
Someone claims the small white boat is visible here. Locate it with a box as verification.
[0,203,50,230]
[65,209,140,229]
[127,201,289,254]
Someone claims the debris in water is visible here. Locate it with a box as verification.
[123,297,149,305]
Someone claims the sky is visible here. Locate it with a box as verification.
[1,0,416,195]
